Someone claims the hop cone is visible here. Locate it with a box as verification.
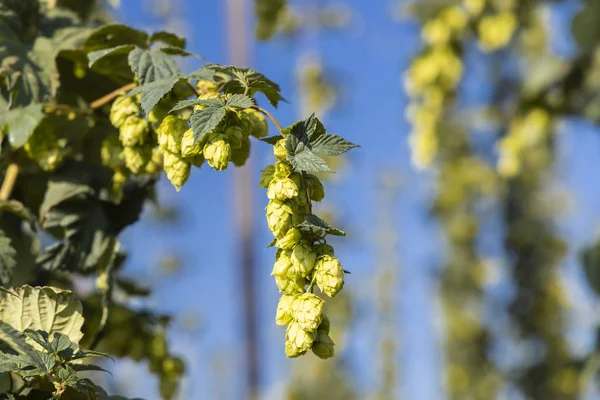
[157,115,188,154]
[123,145,152,174]
[203,135,231,171]
[145,147,163,175]
[273,138,288,160]
[265,200,294,238]
[315,255,344,297]
[112,168,128,195]
[260,165,275,188]
[285,321,316,358]
[101,135,125,169]
[24,124,63,172]
[314,243,335,257]
[224,125,245,150]
[163,150,191,191]
[277,228,302,250]
[241,108,268,138]
[274,274,306,295]
[291,241,317,277]
[267,177,299,201]
[180,128,202,157]
[274,161,293,179]
[120,117,150,147]
[275,294,296,326]
[291,293,324,332]
[110,95,140,128]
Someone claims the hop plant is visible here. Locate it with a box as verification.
[274,274,307,295]
[180,128,202,158]
[312,331,335,359]
[314,255,345,297]
[240,108,268,138]
[273,139,288,160]
[101,134,125,169]
[277,228,302,250]
[267,177,299,201]
[265,200,294,238]
[305,174,325,202]
[231,137,251,167]
[163,150,191,191]
[477,12,517,52]
[224,125,246,150]
[275,294,296,326]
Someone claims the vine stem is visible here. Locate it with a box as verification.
[89,82,137,110]
[0,164,19,201]
[251,105,283,133]
[184,80,200,97]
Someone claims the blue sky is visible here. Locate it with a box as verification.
[99,1,600,399]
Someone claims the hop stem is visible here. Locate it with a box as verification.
[252,105,283,133]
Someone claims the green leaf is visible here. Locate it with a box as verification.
[128,47,181,84]
[259,165,275,188]
[0,103,44,148]
[125,76,180,114]
[87,44,136,68]
[297,214,346,236]
[170,98,200,112]
[69,363,112,375]
[190,104,226,143]
[225,94,253,108]
[150,31,185,48]
[23,330,53,353]
[84,24,148,52]
[57,365,97,397]
[0,322,41,365]
[0,231,16,286]
[259,135,283,145]
[572,0,600,52]
[208,65,283,107]
[287,151,332,173]
[311,133,359,156]
[187,66,216,82]
[0,286,84,345]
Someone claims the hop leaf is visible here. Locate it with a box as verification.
[306,174,325,202]
[259,165,275,188]
[275,294,296,326]
[291,241,317,277]
[241,108,268,138]
[291,293,324,332]
[314,255,344,297]
[314,243,335,257]
[285,321,316,358]
[231,137,251,167]
[163,150,191,191]
[312,332,335,359]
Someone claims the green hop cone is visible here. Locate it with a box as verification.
[273,138,288,160]
[231,137,251,167]
[259,165,275,188]
[306,174,325,202]
[275,294,296,326]
[123,145,152,174]
[24,124,63,172]
[119,116,150,147]
[145,147,163,175]
[157,115,189,154]
[110,95,140,128]
[225,125,246,150]
[194,92,220,111]
[291,241,317,277]
[163,150,191,191]
[112,168,128,195]
[181,128,202,157]
[285,321,316,358]
[197,79,219,94]
[275,274,306,295]
[101,134,125,169]
[187,154,205,168]
[272,250,293,277]
[312,332,335,359]
[292,293,324,332]
[314,255,344,297]
[267,177,299,201]
[277,228,302,250]
[241,108,268,138]
[203,135,231,171]
[274,161,293,179]
[314,243,335,257]
[265,200,294,238]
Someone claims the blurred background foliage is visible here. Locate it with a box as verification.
[6,0,600,399]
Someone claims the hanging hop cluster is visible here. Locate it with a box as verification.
[192,92,268,172]
[104,95,161,193]
[262,154,344,358]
